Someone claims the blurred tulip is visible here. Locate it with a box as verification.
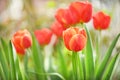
[63,27,87,52]
[69,1,92,23]
[12,29,32,54]
[93,11,111,30]
[55,8,77,28]
[34,28,53,45]
[50,21,66,37]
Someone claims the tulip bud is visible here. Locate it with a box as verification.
[93,11,111,30]
[55,8,76,28]
[63,27,87,52]
[12,29,32,54]
[69,1,92,23]
[50,21,66,37]
[34,28,53,45]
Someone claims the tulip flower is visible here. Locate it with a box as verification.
[69,1,92,23]
[12,29,32,54]
[63,27,87,52]
[50,21,66,37]
[55,8,77,28]
[34,28,53,45]
[93,11,111,30]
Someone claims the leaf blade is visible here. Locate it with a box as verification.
[102,52,120,80]
[31,34,47,80]
[95,33,120,79]
[84,25,94,79]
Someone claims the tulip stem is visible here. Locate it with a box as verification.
[95,30,101,68]
[72,51,79,80]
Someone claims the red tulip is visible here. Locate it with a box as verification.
[63,27,87,52]
[55,8,77,28]
[34,28,53,45]
[50,21,66,37]
[12,29,32,54]
[93,11,111,30]
[69,1,92,23]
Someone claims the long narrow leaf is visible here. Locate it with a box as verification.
[8,42,16,80]
[0,63,6,80]
[31,34,47,80]
[28,71,66,80]
[95,33,120,79]
[15,56,24,80]
[102,52,120,80]
[57,42,68,79]
[0,45,9,80]
[84,25,94,79]
[0,38,9,63]
[24,51,29,80]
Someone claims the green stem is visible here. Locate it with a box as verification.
[95,30,101,68]
[78,53,84,80]
[72,52,78,80]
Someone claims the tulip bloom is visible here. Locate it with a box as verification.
[55,8,77,28]
[93,11,111,30]
[50,21,66,37]
[12,29,32,54]
[69,1,92,23]
[34,28,52,45]
[63,27,87,52]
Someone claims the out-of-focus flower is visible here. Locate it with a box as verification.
[69,1,92,23]
[50,21,66,37]
[55,8,76,28]
[93,11,111,30]
[34,28,53,45]
[63,27,87,52]
[12,29,32,54]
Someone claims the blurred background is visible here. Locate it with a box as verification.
[0,0,120,79]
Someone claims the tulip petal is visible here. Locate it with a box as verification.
[69,34,86,52]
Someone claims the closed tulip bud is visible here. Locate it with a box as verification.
[63,27,87,52]
[34,28,53,45]
[50,21,66,37]
[93,11,111,30]
[12,29,32,54]
[69,1,92,23]
[55,8,76,28]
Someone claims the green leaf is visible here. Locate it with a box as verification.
[56,42,68,79]
[15,56,23,80]
[0,38,9,63]
[95,33,120,79]
[28,71,66,80]
[102,52,120,80]
[8,42,16,80]
[0,41,9,80]
[0,63,6,80]
[31,34,47,80]
[84,25,94,79]
[24,51,29,80]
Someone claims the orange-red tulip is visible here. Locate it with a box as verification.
[34,28,53,45]
[93,11,111,30]
[63,27,87,52]
[69,1,92,23]
[50,21,66,37]
[12,29,32,54]
[55,8,77,28]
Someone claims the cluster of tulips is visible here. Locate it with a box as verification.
[0,1,120,80]
[12,1,110,54]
